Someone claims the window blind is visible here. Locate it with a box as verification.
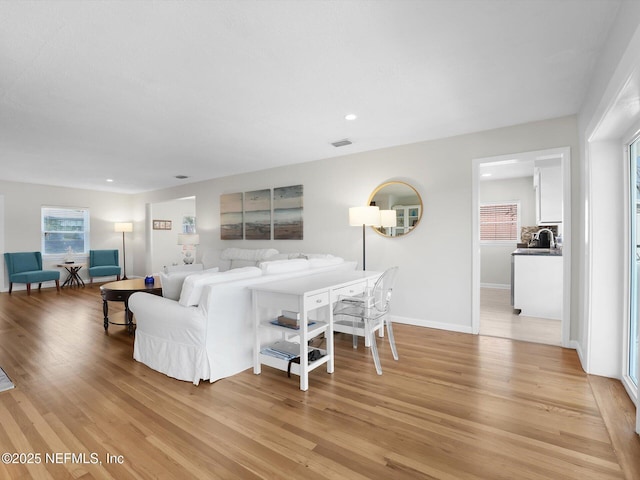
[480,203,518,241]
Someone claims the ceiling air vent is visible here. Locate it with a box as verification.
[331,139,352,148]
[175,175,189,179]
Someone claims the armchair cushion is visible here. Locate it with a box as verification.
[88,250,121,279]
[4,252,60,284]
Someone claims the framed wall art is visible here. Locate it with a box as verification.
[220,192,243,240]
[153,220,172,230]
[244,189,271,240]
[274,184,303,240]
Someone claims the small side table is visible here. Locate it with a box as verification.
[57,262,86,288]
[100,277,162,334]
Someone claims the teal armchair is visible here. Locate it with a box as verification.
[89,249,121,283]
[4,252,60,294]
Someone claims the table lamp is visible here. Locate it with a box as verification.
[177,233,200,264]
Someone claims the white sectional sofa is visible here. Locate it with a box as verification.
[128,248,356,385]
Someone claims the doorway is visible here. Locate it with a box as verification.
[472,147,571,347]
[146,196,196,274]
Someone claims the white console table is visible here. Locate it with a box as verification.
[251,270,381,391]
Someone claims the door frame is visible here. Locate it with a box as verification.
[622,125,640,412]
[471,147,572,347]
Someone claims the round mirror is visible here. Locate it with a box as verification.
[368,181,423,237]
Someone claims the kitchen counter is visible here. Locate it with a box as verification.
[511,251,563,319]
[512,248,562,256]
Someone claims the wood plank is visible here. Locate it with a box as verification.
[0,285,636,479]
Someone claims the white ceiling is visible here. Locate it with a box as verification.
[0,0,621,194]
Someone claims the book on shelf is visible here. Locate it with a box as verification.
[260,340,300,360]
[271,316,315,330]
[271,312,314,328]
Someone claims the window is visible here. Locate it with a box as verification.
[182,215,196,234]
[41,206,90,254]
[480,202,519,242]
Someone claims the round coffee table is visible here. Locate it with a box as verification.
[100,277,162,333]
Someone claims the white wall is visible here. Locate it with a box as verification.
[0,180,132,289]
[577,1,640,377]
[479,176,535,287]
[149,197,195,273]
[132,115,579,333]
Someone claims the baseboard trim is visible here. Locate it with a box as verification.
[392,315,474,334]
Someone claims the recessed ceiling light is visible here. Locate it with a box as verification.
[106,178,114,182]
[344,113,357,121]
[481,173,492,177]
[175,175,189,179]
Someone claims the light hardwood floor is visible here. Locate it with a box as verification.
[0,285,638,479]
[480,287,562,346]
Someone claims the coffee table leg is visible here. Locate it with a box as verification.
[125,299,134,335]
[103,300,109,331]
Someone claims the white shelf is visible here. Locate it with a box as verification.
[260,320,328,337]
[259,345,328,377]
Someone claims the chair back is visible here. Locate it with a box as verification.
[371,266,399,314]
[4,252,43,275]
[90,249,119,268]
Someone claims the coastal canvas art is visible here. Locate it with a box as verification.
[220,192,243,240]
[244,189,271,240]
[274,185,303,240]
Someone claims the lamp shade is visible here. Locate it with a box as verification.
[380,210,397,228]
[114,222,133,233]
[177,233,200,245]
[349,206,380,226]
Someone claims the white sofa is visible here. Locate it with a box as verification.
[129,249,356,385]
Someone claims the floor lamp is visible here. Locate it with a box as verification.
[349,206,380,271]
[114,222,133,280]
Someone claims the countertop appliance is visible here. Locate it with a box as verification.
[537,230,552,248]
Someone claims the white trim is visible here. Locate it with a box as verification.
[392,315,474,334]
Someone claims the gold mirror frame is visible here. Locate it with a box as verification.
[368,181,423,237]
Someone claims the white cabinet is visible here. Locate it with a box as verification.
[534,160,562,224]
[512,254,563,320]
[392,205,421,235]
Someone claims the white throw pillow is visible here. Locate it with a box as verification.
[309,256,344,268]
[259,258,310,275]
[161,267,218,301]
[178,266,262,307]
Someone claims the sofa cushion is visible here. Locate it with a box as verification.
[178,266,262,307]
[309,255,344,268]
[259,258,310,275]
[229,259,260,269]
[219,248,279,271]
[161,267,217,301]
[220,248,278,261]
